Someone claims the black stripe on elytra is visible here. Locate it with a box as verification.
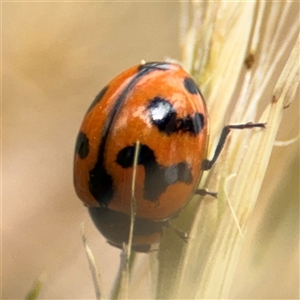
[86,85,109,114]
[89,63,170,206]
[116,144,192,201]
[137,61,171,72]
[147,98,205,135]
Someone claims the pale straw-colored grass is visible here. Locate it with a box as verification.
[156,2,299,299]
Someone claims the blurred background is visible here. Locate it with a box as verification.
[2,2,298,299]
[3,3,180,298]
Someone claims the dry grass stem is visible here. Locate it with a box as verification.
[81,224,103,300]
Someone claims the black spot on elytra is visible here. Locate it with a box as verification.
[147,98,205,135]
[164,162,193,185]
[116,144,154,168]
[178,112,205,135]
[116,144,192,201]
[183,77,200,95]
[75,132,89,159]
[147,97,177,134]
[86,85,109,114]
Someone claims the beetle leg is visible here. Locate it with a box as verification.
[202,122,266,170]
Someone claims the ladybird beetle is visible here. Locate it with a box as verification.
[74,61,265,251]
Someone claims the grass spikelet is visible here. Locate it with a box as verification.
[156,1,299,299]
